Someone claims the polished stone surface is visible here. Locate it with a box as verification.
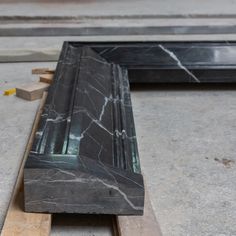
[24,40,236,216]
[2,61,236,235]
[77,42,236,83]
[24,43,144,215]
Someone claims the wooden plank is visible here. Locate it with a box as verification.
[1,92,52,236]
[32,68,55,74]
[116,187,162,236]
[39,74,54,84]
[16,82,49,101]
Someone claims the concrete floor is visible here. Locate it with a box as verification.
[1,62,236,235]
[132,84,236,236]
[1,0,236,17]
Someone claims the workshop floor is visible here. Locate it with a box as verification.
[132,84,236,236]
[1,62,236,235]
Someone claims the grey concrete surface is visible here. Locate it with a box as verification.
[131,84,236,236]
[3,17,236,37]
[1,62,236,235]
[2,1,236,38]
[1,0,236,17]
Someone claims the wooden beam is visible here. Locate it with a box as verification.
[39,74,54,84]
[116,187,162,236]
[16,82,49,101]
[1,93,52,236]
[32,68,55,75]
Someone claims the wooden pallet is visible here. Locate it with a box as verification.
[1,69,162,236]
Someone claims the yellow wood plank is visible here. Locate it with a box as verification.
[1,92,52,236]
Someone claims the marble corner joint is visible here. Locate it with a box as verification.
[71,41,236,83]
[24,43,144,215]
[24,40,236,215]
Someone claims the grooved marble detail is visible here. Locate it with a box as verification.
[24,43,144,215]
[25,41,234,215]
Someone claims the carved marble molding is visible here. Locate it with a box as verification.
[24,41,235,215]
[24,43,144,215]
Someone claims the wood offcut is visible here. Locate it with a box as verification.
[39,74,54,84]
[16,82,49,101]
[32,68,55,74]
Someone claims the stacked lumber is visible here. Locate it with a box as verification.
[15,68,55,101]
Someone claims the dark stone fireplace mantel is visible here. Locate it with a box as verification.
[24,43,144,215]
[24,41,236,215]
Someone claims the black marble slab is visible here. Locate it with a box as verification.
[24,41,236,215]
[72,41,236,83]
[24,44,144,215]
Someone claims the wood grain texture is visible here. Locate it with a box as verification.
[116,187,162,236]
[39,74,54,84]
[16,82,49,101]
[32,68,55,74]
[1,93,52,236]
